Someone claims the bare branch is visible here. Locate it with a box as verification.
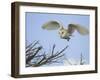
[26,41,39,53]
[51,44,56,56]
[26,41,68,67]
[80,53,85,65]
[26,46,42,64]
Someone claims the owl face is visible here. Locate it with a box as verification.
[58,28,70,39]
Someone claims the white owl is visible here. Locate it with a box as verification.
[42,21,89,41]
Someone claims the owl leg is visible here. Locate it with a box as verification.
[66,37,70,41]
[63,37,70,41]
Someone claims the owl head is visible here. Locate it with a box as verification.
[59,28,70,38]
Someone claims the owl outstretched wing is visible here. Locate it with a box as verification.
[68,24,89,35]
[42,21,62,30]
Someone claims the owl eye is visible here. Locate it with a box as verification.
[59,31,64,34]
[61,32,64,34]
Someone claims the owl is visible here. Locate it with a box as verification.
[42,21,89,41]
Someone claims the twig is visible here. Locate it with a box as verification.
[26,41,69,67]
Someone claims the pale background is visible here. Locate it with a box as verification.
[0,0,100,80]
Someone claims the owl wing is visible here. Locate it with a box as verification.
[68,23,89,35]
[42,21,61,30]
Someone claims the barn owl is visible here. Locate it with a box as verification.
[42,21,89,41]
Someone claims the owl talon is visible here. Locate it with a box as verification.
[63,37,70,41]
[67,37,70,41]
